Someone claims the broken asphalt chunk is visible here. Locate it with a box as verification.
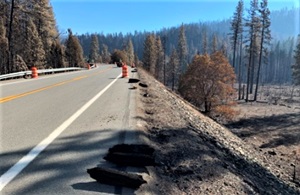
[104,152,156,167]
[104,144,157,167]
[128,78,140,83]
[139,83,148,88]
[87,167,146,189]
[108,144,155,155]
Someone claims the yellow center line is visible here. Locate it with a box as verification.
[0,66,114,104]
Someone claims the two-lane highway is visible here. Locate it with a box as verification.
[0,64,139,194]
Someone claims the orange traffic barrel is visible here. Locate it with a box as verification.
[31,67,38,78]
[122,64,128,78]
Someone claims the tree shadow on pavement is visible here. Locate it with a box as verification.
[226,112,300,148]
[0,129,145,195]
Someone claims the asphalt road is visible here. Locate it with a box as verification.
[0,64,139,194]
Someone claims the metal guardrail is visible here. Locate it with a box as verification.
[0,67,85,80]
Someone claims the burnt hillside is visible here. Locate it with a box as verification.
[134,68,300,195]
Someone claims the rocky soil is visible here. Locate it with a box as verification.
[133,69,300,195]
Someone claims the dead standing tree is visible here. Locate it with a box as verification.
[244,0,261,102]
[254,0,272,101]
[230,0,244,100]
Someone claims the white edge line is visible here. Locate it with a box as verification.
[0,73,122,191]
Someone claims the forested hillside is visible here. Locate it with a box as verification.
[77,7,299,85]
[0,0,85,75]
[1,0,299,88]
[0,0,59,74]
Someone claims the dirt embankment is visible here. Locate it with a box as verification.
[134,69,300,195]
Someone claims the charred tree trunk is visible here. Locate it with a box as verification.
[104,144,156,167]
[254,27,265,101]
[7,0,15,73]
[232,39,237,68]
[238,35,243,100]
[246,45,253,102]
[242,84,245,99]
[172,67,175,91]
[104,152,156,167]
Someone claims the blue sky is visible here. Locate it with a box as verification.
[50,0,299,35]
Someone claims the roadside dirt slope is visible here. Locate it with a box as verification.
[134,69,300,195]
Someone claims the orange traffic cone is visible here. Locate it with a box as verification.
[122,64,128,78]
[31,66,38,78]
[87,63,91,70]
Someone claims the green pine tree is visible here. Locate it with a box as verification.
[23,18,46,69]
[202,27,208,54]
[49,40,65,68]
[65,29,84,67]
[155,36,164,81]
[169,48,179,91]
[177,24,188,73]
[143,34,156,75]
[211,34,218,54]
[30,0,59,67]
[125,39,135,66]
[100,44,111,63]
[89,34,99,63]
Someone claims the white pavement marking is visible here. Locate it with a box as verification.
[0,73,122,191]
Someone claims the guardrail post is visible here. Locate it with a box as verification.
[0,67,85,81]
[31,67,38,78]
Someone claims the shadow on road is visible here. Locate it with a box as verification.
[0,129,144,195]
